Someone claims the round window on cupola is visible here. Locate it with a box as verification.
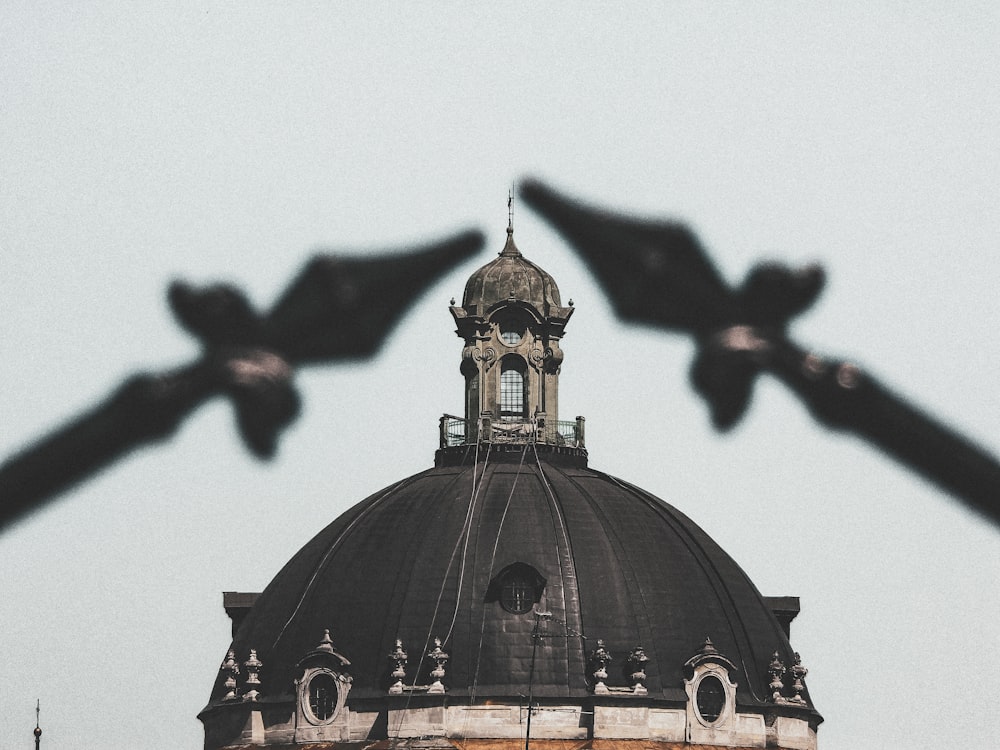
[498,318,525,346]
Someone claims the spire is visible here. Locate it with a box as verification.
[501,190,521,258]
[34,700,42,749]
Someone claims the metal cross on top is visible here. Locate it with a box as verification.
[520,178,1000,527]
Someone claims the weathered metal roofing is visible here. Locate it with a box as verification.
[209,448,817,721]
[461,227,562,315]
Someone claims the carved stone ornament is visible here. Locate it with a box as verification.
[767,649,810,706]
[482,346,497,369]
[529,346,545,369]
[219,649,240,701]
[314,629,336,654]
[427,637,449,694]
[461,345,498,370]
[788,652,809,705]
[387,638,408,695]
[626,645,650,696]
[768,651,787,703]
[243,649,263,702]
[589,639,612,695]
[544,345,564,373]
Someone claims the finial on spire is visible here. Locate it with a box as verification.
[500,189,522,257]
[34,700,42,749]
[507,188,514,234]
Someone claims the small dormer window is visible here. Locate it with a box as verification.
[294,629,351,733]
[683,638,739,742]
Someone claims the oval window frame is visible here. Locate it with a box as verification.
[695,674,726,725]
[497,317,525,347]
[304,670,340,724]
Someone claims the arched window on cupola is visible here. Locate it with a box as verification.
[498,316,525,346]
[499,355,528,421]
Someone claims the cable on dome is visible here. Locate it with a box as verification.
[531,444,587,649]
[441,440,492,644]
[270,476,415,652]
[390,441,495,743]
[468,441,530,703]
[603,473,767,703]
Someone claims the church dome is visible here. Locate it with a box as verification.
[462,226,562,315]
[213,452,813,710]
[201,222,821,750]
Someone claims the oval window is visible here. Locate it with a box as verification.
[308,673,338,721]
[499,319,524,346]
[696,675,725,723]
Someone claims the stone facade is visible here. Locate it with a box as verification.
[203,697,816,749]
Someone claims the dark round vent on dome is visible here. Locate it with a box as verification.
[485,561,546,615]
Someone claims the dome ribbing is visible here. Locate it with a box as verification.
[461,227,562,315]
[210,452,814,713]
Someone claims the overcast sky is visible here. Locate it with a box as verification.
[2,4,999,749]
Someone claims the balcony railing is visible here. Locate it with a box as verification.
[439,414,585,449]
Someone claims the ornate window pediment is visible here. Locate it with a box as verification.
[294,630,352,739]
[683,638,739,744]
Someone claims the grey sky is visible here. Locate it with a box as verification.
[2,5,999,749]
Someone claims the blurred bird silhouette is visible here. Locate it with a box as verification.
[520,178,1000,526]
[0,230,484,531]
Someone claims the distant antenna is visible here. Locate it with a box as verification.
[34,700,42,749]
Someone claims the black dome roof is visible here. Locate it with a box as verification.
[213,449,814,715]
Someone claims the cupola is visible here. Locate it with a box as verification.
[446,219,578,449]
